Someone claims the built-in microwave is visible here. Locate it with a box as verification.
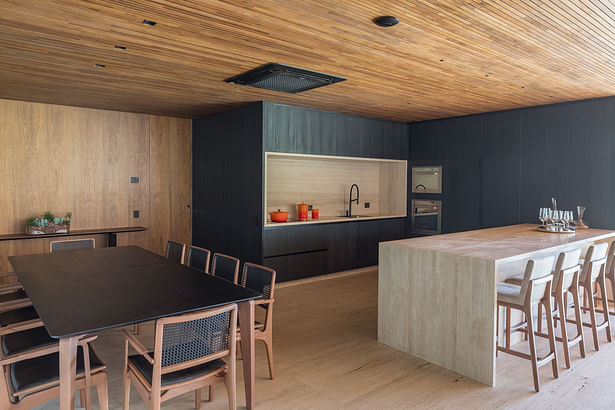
[411,199,442,235]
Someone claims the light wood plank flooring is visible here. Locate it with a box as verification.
[36,269,615,409]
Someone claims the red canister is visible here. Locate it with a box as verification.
[297,202,309,221]
[312,208,319,219]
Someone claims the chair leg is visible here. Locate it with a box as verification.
[263,337,275,380]
[526,305,541,392]
[195,389,201,409]
[585,283,601,351]
[97,376,109,410]
[544,298,559,379]
[556,291,571,368]
[123,370,131,410]
[80,389,87,409]
[537,302,543,334]
[505,305,511,350]
[225,362,236,410]
[496,303,500,356]
[599,274,613,343]
[571,283,586,358]
[208,385,214,402]
[133,323,140,334]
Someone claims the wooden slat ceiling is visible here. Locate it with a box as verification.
[1,0,615,122]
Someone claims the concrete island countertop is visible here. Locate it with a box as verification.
[381,223,615,262]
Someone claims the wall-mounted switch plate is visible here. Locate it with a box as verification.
[130,176,139,184]
[365,202,371,208]
[133,210,139,218]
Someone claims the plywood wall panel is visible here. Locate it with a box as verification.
[147,115,192,254]
[0,99,191,272]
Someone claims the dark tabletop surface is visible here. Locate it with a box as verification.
[9,246,261,338]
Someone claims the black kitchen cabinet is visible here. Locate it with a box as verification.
[193,101,410,282]
[262,218,406,281]
[410,95,615,232]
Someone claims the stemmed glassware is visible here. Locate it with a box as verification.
[539,208,547,226]
[539,207,574,231]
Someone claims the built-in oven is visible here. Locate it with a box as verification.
[411,199,442,235]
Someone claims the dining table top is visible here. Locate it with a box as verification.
[9,245,261,338]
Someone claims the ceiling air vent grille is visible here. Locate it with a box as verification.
[225,63,346,93]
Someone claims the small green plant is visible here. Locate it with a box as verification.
[25,217,36,227]
[63,212,72,225]
[43,211,55,221]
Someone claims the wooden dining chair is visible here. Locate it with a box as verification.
[238,262,276,379]
[50,238,95,252]
[497,256,557,392]
[577,243,612,351]
[165,240,186,263]
[0,334,108,410]
[211,253,240,284]
[122,303,238,410]
[185,246,211,273]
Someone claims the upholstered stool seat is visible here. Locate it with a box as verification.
[497,283,522,304]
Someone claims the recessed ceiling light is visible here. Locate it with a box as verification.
[373,16,399,27]
[141,19,157,26]
[114,45,127,50]
[94,63,106,68]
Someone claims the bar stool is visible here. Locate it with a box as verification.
[506,249,586,368]
[497,256,557,392]
[594,241,615,317]
[577,243,612,351]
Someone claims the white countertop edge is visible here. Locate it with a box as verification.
[264,214,407,228]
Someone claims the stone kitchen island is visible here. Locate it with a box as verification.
[378,224,615,386]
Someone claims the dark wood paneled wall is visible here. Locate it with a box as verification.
[193,101,410,280]
[410,96,615,232]
[263,103,409,159]
[0,99,192,272]
[192,103,264,264]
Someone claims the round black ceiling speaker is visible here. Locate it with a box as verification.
[373,16,399,27]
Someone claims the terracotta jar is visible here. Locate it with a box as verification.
[297,202,309,221]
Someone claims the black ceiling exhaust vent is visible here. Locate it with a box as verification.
[225,63,346,93]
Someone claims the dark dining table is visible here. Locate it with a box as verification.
[9,245,261,410]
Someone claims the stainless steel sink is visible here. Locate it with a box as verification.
[337,215,363,218]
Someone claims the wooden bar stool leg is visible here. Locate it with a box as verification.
[537,303,543,334]
[525,304,541,392]
[496,303,500,356]
[505,305,511,350]
[599,273,613,343]
[544,298,559,379]
[571,282,586,358]
[555,291,571,368]
[585,283,601,351]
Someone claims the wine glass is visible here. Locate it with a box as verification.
[539,208,546,226]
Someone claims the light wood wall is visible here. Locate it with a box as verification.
[0,99,191,272]
[265,153,407,220]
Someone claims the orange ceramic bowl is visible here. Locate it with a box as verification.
[270,211,288,222]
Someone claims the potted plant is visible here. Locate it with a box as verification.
[25,211,72,235]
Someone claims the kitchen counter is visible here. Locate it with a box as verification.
[378,224,615,387]
[264,214,406,228]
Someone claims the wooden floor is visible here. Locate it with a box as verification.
[36,269,615,409]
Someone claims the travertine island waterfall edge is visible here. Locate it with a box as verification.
[377,224,615,386]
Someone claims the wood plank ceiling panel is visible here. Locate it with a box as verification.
[1,0,615,121]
